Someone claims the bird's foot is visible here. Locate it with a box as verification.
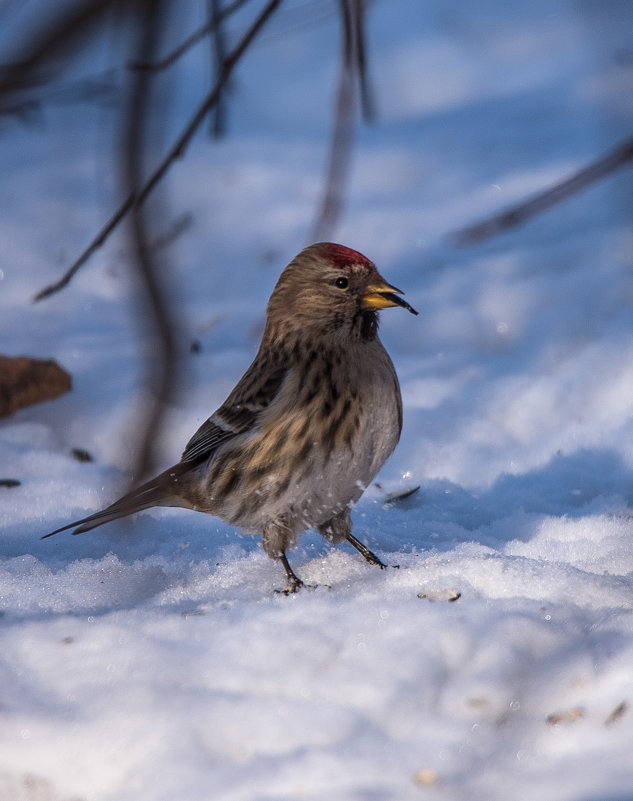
[275,551,322,594]
[276,569,305,595]
[275,579,320,595]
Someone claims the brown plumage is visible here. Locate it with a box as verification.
[44,243,417,591]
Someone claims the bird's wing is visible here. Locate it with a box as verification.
[180,363,288,464]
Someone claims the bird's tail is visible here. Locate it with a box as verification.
[42,462,193,539]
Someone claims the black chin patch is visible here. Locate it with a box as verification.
[358,309,378,340]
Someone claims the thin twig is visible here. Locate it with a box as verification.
[34,0,283,302]
[34,195,135,301]
[128,0,253,72]
[451,136,633,246]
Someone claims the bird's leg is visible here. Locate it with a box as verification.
[319,509,389,568]
[264,519,309,593]
[278,551,304,594]
[344,532,388,569]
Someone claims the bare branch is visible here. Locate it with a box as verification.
[451,136,633,247]
[34,0,283,302]
[34,194,134,301]
[352,0,374,121]
[340,0,353,68]
[128,0,253,72]
[123,0,177,480]
[309,0,358,242]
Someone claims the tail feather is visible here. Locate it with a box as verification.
[42,462,192,539]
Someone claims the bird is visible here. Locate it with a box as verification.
[43,243,418,592]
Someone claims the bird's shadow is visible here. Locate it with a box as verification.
[373,445,633,554]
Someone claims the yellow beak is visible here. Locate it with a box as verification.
[362,281,418,315]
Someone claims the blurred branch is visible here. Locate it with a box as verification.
[310,0,372,242]
[0,0,114,102]
[147,211,193,253]
[253,0,344,44]
[34,0,282,302]
[451,136,633,247]
[208,0,229,137]
[128,0,253,72]
[124,0,177,479]
[353,0,374,122]
[0,69,119,122]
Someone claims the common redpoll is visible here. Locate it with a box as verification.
[44,243,418,592]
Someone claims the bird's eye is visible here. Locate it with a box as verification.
[335,276,349,290]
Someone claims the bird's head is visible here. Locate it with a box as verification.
[265,243,417,345]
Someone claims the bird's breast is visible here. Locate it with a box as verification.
[204,339,402,534]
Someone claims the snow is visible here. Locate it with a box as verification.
[2,0,633,799]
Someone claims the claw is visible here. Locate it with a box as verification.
[275,581,321,595]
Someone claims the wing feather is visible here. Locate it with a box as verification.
[181,363,287,464]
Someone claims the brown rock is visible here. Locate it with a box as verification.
[0,355,71,417]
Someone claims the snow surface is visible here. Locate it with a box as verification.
[2,1,633,799]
